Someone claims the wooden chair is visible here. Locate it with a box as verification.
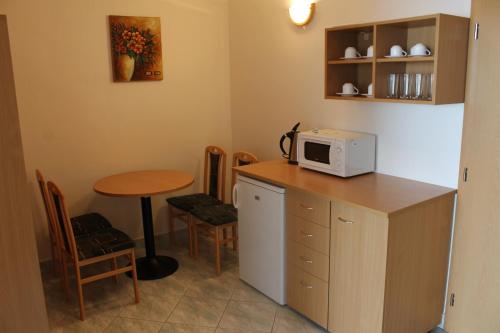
[191,151,258,274]
[36,170,62,276]
[166,146,227,256]
[46,181,139,320]
[36,170,113,279]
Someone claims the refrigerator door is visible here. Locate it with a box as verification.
[237,175,286,304]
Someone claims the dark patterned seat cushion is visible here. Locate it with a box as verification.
[191,204,237,226]
[167,193,222,213]
[76,228,135,260]
[71,213,112,238]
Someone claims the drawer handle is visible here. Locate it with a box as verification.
[300,230,313,238]
[299,256,313,264]
[300,280,313,289]
[338,217,355,224]
[299,203,314,210]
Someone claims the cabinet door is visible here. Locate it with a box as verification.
[329,201,388,333]
[0,16,49,332]
[445,0,500,331]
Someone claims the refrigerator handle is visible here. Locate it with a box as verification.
[232,183,240,208]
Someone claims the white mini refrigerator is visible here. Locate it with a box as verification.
[234,175,286,305]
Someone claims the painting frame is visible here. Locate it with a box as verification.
[109,15,163,82]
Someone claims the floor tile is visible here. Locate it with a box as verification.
[231,280,274,304]
[160,322,215,333]
[215,328,266,333]
[104,317,162,333]
[167,296,227,327]
[272,316,326,333]
[185,277,233,300]
[49,311,115,333]
[120,293,181,322]
[219,300,277,332]
[273,307,327,333]
[138,275,188,298]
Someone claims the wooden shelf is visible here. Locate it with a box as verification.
[326,96,434,104]
[376,56,434,63]
[328,58,373,65]
[325,14,470,105]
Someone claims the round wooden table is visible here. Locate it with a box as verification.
[94,170,194,280]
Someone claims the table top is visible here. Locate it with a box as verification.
[94,170,194,197]
[234,160,456,216]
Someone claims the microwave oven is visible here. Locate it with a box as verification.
[297,129,376,177]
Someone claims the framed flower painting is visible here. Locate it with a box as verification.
[109,15,163,82]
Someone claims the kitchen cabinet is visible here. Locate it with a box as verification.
[445,0,500,331]
[0,15,50,332]
[235,160,455,333]
[325,14,469,104]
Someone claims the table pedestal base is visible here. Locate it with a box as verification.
[127,256,179,280]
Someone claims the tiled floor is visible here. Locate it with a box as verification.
[42,232,327,333]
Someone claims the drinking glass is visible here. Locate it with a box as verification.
[412,73,424,100]
[423,73,434,100]
[387,73,399,98]
[399,73,414,99]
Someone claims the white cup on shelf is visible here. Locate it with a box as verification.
[389,45,408,57]
[410,43,431,56]
[366,45,373,57]
[344,46,361,59]
[342,83,359,95]
[367,83,373,95]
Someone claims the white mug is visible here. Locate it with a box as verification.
[410,43,431,56]
[367,83,373,95]
[390,45,408,57]
[366,45,373,58]
[342,83,359,95]
[345,46,361,59]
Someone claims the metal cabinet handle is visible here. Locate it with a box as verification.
[300,230,313,237]
[300,280,313,289]
[299,256,313,264]
[338,217,354,224]
[299,203,313,210]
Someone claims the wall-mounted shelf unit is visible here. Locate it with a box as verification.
[325,14,470,105]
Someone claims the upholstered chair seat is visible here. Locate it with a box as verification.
[76,228,135,260]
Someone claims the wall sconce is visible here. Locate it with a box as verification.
[289,0,316,27]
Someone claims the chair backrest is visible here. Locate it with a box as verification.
[35,170,60,247]
[231,151,258,189]
[203,146,227,202]
[46,181,78,262]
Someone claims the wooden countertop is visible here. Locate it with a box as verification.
[234,160,456,216]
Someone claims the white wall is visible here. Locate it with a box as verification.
[229,0,471,188]
[0,0,233,261]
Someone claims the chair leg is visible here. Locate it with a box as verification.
[130,251,140,304]
[75,265,85,321]
[111,257,118,283]
[222,228,228,247]
[232,225,238,251]
[168,205,176,246]
[214,226,221,275]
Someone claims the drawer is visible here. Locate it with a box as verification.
[288,240,329,282]
[287,264,329,328]
[288,214,330,255]
[287,189,330,227]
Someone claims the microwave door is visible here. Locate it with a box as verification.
[303,140,331,167]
